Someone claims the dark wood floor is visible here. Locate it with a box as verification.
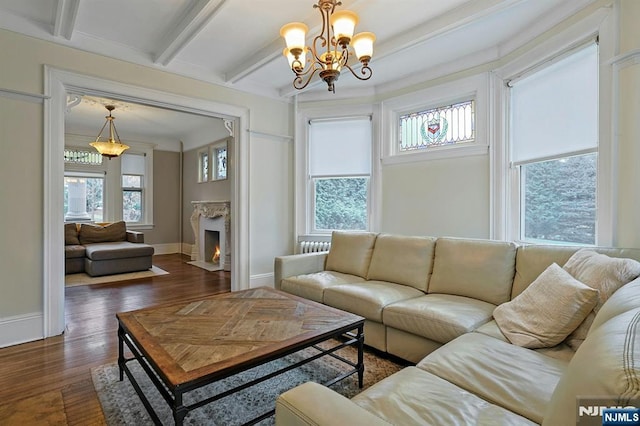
[0,254,230,425]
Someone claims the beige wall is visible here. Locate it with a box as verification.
[145,150,181,245]
[249,136,295,274]
[616,0,640,248]
[381,156,489,238]
[0,99,44,317]
[0,28,293,323]
[182,143,233,246]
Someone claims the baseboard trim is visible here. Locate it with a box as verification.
[0,312,44,348]
[181,243,194,257]
[152,243,181,255]
[250,273,274,288]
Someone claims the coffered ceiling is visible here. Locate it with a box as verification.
[0,0,597,101]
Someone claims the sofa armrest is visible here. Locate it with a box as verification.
[274,253,327,291]
[275,382,391,426]
[126,230,145,243]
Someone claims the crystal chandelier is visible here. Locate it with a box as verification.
[280,0,375,93]
[89,105,130,159]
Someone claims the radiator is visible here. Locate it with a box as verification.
[298,241,331,254]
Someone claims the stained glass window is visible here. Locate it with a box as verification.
[215,147,227,180]
[64,148,103,165]
[399,100,475,151]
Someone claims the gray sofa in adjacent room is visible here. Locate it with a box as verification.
[64,221,154,277]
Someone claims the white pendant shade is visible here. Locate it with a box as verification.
[352,32,375,60]
[280,22,308,52]
[330,10,358,42]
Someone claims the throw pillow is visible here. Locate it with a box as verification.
[64,223,80,245]
[563,249,640,350]
[493,263,599,349]
[78,221,127,245]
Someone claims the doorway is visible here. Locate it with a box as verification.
[44,67,250,338]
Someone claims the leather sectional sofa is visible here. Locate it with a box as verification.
[65,221,154,277]
[273,231,640,425]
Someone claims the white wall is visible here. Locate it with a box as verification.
[0,28,293,342]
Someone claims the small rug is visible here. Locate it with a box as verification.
[92,342,403,425]
[65,266,169,287]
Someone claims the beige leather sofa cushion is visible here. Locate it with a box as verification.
[511,244,578,298]
[383,294,494,344]
[418,333,567,424]
[494,263,599,348]
[352,367,537,426]
[323,281,424,322]
[280,271,365,303]
[543,307,640,426]
[428,238,517,305]
[276,381,392,426]
[563,249,640,350]
[475,320,575,362]
[367,234,436,292]
[590,278,640,331]
[325,231,377,278]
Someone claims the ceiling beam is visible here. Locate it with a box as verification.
[53,0,80,40]
[277,0,525,97]
[153,0,228,67]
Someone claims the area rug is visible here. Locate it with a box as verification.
[65,266,169,287]
[92,342,404,425]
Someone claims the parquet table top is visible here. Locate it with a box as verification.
[117,287,364,387]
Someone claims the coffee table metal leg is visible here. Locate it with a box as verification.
[357,324,364,388]
[118,324,125,381]
[173,390,187,426]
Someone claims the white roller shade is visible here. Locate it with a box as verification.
[511,43,598,164]
[309,118,371,176]
[121,153,145,174]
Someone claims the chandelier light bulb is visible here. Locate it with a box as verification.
[330,10,358,47]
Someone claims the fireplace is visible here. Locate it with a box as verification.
[188,201,230,272]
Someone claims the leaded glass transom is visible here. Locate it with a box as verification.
[399,100,475,151]
[64,148,103,165]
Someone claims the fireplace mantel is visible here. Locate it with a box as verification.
[190,201,231,271]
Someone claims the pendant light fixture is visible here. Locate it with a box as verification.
[89,105,129,159]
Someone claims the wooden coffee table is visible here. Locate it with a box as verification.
[116,287,365,425]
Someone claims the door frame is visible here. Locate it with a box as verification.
[43,67,250,337]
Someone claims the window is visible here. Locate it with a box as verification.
[510,43,598,245]
[63,173,104,222]
[213,144,227,180]
[399,100,475,151]
[198,149,209,183]
[308,117,372,232]
[121,153,146,224]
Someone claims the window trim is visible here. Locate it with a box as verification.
[296,104,379,238]
[120,147,154,229]
[122,173,144,224]
[197,147,209,183]
[493,7,614,245]
[382,73,489,166]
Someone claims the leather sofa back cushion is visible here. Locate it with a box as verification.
[78,221,127,245]
[512,244,640,299]
[65,223,80,245]
[428,238,517,305]
[542,307,640,426]
[325,231,377,279]
[367,234,436,292]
